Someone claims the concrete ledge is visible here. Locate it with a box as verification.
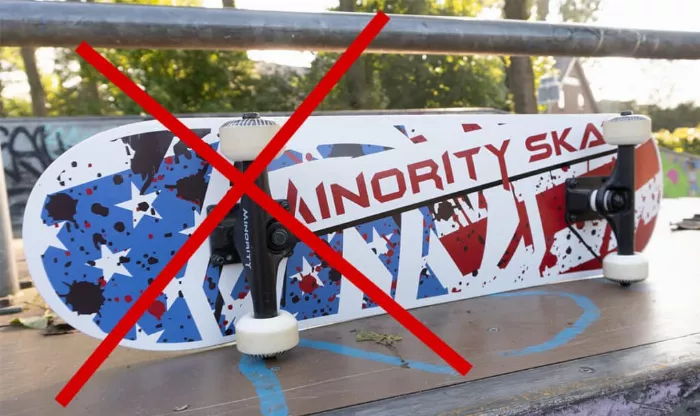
[318,332,700,416]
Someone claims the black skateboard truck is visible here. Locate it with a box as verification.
[216,112,300,358]
[565,111,651,286]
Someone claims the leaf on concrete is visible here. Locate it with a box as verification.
[355,330,403,346]
[10,315,49,330]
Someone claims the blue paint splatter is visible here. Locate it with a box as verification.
[238,355,288,416]
[299,339,459,376]
[491,290,600,357]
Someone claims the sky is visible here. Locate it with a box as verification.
[6,0,700,109]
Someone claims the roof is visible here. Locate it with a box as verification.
[554,57,575,80]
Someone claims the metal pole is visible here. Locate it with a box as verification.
[2,0,700,59]
[0,157,19,298]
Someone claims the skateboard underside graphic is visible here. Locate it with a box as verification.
[22,114,662,351]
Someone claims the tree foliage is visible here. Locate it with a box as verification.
[304,0,509,111]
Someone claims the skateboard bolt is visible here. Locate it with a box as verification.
[610,193,625,210]
[211,254,226,265]
[270,228,289,247]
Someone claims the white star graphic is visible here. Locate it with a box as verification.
[115,183,162,226]
[162,277,184,309]
[292,257,324,293]
[134,324,164,343]
[365,228,391,256]
[179,209,204,237]
[92,245,132,282]
[45,222,68,251]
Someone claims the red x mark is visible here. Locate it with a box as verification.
[55,11,471,407]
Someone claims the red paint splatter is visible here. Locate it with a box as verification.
[114,297,120,302]
[497,195,533,269]
[125,295,132,302]
[228,304,233,310]
[98,277,106,287]
[148,234,153,239]
[299,274,319,293]
[164,157,174,165]
[238,292,247,299]
[461,123,482,133]
[86,188,93,195]
[65,251,71,256]
[84,220,91,229]
[148,301,166,320]
[439,217,487,276]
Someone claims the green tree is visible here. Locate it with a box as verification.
[0,47,46,118]
[502,0,538,114]
[46,0,301,116]
[19,47,48,116]
[496,0,602,113]
[304,0,509,112]
[557,0,601,22]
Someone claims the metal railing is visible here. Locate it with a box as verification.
[2,0,700,59]
[1,0,700,297]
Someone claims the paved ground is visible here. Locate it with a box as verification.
[1,198,699,416]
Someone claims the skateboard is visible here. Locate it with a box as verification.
[22,112,662,356]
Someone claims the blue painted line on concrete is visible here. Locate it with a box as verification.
[492,290,600,357]
[238,355,289,416]
[299,338,459,376]
[241,289,601,414]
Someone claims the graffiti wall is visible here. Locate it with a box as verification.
[660,148,700,198]
[1,117,140,235]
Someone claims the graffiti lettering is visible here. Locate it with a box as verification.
[0,118,129,236]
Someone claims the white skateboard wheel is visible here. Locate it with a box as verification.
[602,113,652,146]
[235,310,299,358]
[602,252,649,285]
[219,113,284,161]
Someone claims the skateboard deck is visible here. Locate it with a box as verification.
[22,114,662,351]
